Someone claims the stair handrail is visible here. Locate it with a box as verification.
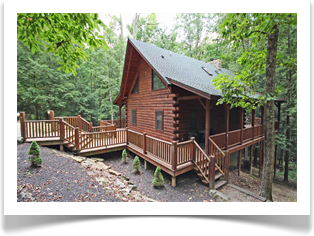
[193,140,211,184]
[208,137,225,175]
[62,120,76,146]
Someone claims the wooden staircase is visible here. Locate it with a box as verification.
[193,140,227,190]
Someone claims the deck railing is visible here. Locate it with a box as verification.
[79,129,127,151]
[24,120,60,138]
[80,117,91,132]
[101,119,126,128]
[128,129,143,149]
[209,137,225,176]
[92,125,116,132]
[177,140,193,165]
[145,135,172,164]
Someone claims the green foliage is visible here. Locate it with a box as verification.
[17,13,109,75]
[152,166,164,188]
[277,160,297,181]
[28,141,43,166]
[122,149,128,163]
[132,156,141,172]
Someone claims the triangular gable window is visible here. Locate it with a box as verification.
[131,77,139,94]
[152,70,165,90]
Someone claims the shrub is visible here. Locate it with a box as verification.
[121,149,128,163]
[153,166,164,188]
[28,141,43,167]
[133,156,141,173]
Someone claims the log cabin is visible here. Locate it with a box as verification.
[19,38,284,189]
[113,38,283,188]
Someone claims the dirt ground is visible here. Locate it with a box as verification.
[220,166,297,202]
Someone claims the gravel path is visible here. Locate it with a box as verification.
[17,143,121,202]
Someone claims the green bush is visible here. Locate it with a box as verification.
[121,149,128,163]
[153,166,164,188]
[133,156,141,173]
[28,141,43,166]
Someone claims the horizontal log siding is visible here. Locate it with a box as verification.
[126,60,176,142]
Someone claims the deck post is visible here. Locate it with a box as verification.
[77,115,82,131]
[126,127,129,144]
[171,141,178,171]
[20,112,26,141]
[89,122,93,132]
[224,150,230,183]
[209,155,215,189]
[172,176,176,187]
[144,160,147,170]
[250,145,253,175]
[75,127,80,152]
[143,132,147,154]
[238,150,241,176]
[190,137,196,162]
[205,99,211,155]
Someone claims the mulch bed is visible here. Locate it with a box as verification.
[17,143,216,202]
[17,143,121,202]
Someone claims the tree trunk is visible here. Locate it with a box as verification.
[284,30,292,182]
[260,23,279,201]
[133,13,140,40]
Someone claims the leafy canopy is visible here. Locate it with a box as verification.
[212,13,297,111]
[17,13,109,75]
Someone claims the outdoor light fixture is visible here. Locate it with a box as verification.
[17,112,20,117]
[47,110,50,114]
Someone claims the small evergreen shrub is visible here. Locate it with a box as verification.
[121,149,128,163]
[132,156,141,173]
[153,166,164,188]
[28,141,43,167]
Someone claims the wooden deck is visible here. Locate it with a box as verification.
[19,111,273,188]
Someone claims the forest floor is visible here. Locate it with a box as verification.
[17,143,297,202]
[221,166,297,202]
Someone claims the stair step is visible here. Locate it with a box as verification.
[215,172,223,180]
[215,180,227,190]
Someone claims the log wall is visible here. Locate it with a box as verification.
[126,59,176,142]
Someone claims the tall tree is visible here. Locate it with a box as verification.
[213,13,297,200]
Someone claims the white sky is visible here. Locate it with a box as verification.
[99,13,177,37]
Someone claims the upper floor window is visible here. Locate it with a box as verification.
[152,70,165,90]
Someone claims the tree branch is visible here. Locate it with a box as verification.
[248,30,268,37]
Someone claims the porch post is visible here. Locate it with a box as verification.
[224,150,230,183]
[240,108,244,144]
[77,115,82,131]
[209,155,216,189]
[252,109,255,140]
[205,99,211,155]
[224,104,230,150]
[274,144,278,178]
[119,104,122,128]
[59,118,64,151]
